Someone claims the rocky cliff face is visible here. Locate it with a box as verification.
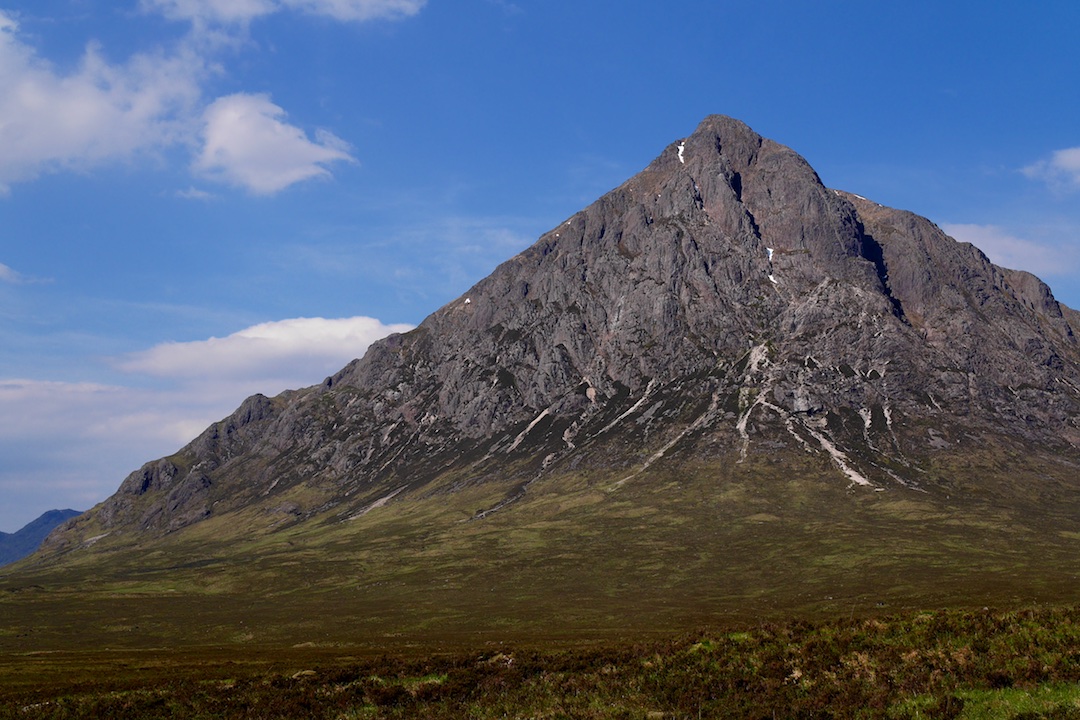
[41,116,1080,554]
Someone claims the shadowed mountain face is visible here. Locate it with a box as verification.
[0,510,81,567]
[16,117,1080,641]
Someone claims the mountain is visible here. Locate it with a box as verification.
[6,116,1080,646]
[0,509,81,567]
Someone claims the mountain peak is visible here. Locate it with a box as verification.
[35,116,1080,554]
[12,117,1080,644]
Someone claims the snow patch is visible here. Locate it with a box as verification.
[677,141,686,164]
[766,247,774,261]
[768,274,778,285]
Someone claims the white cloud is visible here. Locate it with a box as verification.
[0,315,412,530]
[0,12,203,192]
[0,262,22,283]
[142,0,278,24]
[142,0,425,24]
[175,186,215,200]
[118,315,413,384]
[1023,147,1080,191]
[281,0,426,21]
[0,20,353,196]
[0,0,424,194]
[0,379,187,446]
[194,93,355,194]
[0,261,50,285]
[942,223,1076,278]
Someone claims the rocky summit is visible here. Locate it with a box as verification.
[11,116,1080,642]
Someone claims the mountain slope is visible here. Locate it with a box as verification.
[6,116,1080,646]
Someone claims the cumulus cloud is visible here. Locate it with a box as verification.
[1023,147,1080,191]
[194,93,354,194]
[118,315,413,384]
[942,223,1076,278]
[0,1,424,194]
[0,12,203,192]
[142,0,425,24]
[0,315,412,530]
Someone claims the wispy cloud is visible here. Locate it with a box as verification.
[280,0,426,22]
[485,0,524,15]
[175,186,215,200]
[0,261,50,285]
[280,214,536,305]
[141,0,425,25]
[1023,147,1080,191]
[194,93,354,194]
[0,379,201,524]
[942,223,1077,278]
[0,262,22,283]
[141,0,277,24]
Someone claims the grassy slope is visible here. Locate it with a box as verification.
[2,441,1078,653]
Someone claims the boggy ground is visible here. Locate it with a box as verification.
[2,605,1080,719]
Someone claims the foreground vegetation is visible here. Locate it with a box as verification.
[5,446,1080,716]
[3,605,1080,718]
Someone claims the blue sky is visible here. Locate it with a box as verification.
[1,0,1078,531]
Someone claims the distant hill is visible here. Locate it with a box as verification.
[0,509,81,566]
